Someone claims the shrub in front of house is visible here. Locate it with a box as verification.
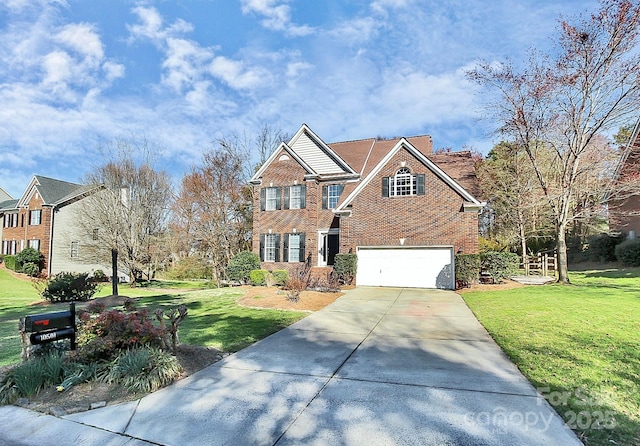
[92,269,109,282]
[227,251,261,284]
[271,270,289,286]
[21,262,40,277]
[615,238,640,266]
[249,269,270,286]
[41,272,98,302]
[334,253,357,284]
[587,233,625,263]
[480,252,520,282]
[15,247,44,274]
[455,254,481,288]
[3,255,17,271]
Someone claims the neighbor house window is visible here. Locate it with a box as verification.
[285,185,306,209]
[29,210,42,225]
[260,233,280,262]
[70,241,79,258]
[322,184,344,209]
[28,239,40,251]
[284,233,306,262]
[383,169,425,197]
[261,187,282,211]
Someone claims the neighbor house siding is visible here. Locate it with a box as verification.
[50,198,109,276]
[340,147,479,254]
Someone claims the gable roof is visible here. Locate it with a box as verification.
[0,187,12,202]
[0,199,18,212]
[335,139,483,213]
[250,124,357,183]
[16,175,84,208]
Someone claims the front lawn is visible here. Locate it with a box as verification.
[0,269,306,368]
[462,267,640,446]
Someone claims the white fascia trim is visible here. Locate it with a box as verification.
[463,202,486,213]
[16,176,40,208]
[335,139,482,212]
[249,141,316,184]
[289,124,357,175]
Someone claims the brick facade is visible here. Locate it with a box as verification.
[1,193,52,271]
[252,136,481,274]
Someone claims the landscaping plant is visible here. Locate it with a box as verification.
[227,251,260,284]
[42,272,99,302]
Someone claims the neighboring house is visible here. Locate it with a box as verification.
[609,120,640,239]
[0,186,14,250]
[250,124,485,289]
[0,175,108,276]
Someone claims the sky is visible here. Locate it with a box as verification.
[0,0,600,198]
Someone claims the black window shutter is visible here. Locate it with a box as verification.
[382,177,389,197]
[322,185,328,209]
[283,234,289,262]
[260,188,266,211]
[299,233,306,262]
[417,174,426,195]
[274,234,281,262]
[300,185,306,209]
[259,234,265,261]
[284,186,290,210]
[275,187,282,210]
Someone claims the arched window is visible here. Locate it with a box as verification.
[390,167,415,196]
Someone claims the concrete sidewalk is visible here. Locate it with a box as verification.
[0,287,582,445]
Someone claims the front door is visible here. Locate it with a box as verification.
[318,231,339,266]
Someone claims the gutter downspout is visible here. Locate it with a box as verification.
[47,205,55,277]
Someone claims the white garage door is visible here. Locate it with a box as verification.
[356,246,454,289]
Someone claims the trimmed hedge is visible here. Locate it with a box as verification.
[42,272,98,302]
[4,255,17,271]
[249,269,269,286]
[615,238,640,267]
[271,270,289,286]
[455,254,481,288]
[334,254,357,284]
[455,251,520,288]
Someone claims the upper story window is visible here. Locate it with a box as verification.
[322,184,345,209]
[382,169,426,197]
[29,209,42,225]
[70,241,80,259]
[261,187,282,211]
[285,185,306,210]
[4,213,18,228]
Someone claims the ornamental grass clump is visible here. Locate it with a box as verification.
[105,347,182,393]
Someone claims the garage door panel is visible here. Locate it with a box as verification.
[356,247,454,289]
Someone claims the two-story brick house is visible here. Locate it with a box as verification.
[250,124,484,289]
[0,175,108,277]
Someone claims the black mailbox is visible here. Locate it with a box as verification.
[22,303,76,350]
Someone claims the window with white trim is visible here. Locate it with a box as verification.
[288,234,301,262]
[4,213,18,228]
[287,185,306,209]
[29,209,42,225]
[263,234,278,262]
[28,239,40,251]
[390,168,415,196]
[70,241,79,259]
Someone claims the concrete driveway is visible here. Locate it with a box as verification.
[0,287,581,445]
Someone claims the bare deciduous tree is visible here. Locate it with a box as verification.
[469,0,640,283]
[78,138,173,294]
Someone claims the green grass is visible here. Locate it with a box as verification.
[462,267,640,446]
[0,270,306,367]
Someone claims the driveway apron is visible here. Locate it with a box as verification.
[2,287,582,445]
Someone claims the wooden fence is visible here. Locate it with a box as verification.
[521,252,557,276]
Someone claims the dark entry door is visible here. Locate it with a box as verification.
[327,234,339,266]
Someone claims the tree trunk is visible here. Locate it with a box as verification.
[518,209,527,257]
[556,225,570,284]
[111,248,119,296]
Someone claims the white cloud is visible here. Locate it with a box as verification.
[55,23,104,61]
[128,6,193,44]
[209,56,266,90]
[241,0,314,36]
[286,61,313,78]
[162,37,214,93]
